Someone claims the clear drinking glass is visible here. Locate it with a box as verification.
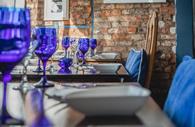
[31,33,43,73]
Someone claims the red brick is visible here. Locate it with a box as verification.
[128,27,137,33]
[112,33,131,41]
[108,27,129,34]
[110,10,121,16]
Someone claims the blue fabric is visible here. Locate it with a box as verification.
[164,55,195,127]
[125,49,147,85]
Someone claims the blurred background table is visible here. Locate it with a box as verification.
[7,63,130,83]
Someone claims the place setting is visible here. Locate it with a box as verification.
[43,83,150,127]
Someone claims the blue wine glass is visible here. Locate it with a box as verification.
[0,7,30,125]
[78,38,89,65]
[34,27,57,88]
[89,38,97,57]
[62,37,71,58]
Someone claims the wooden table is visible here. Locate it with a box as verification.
[0,83,175,127]
[9,64,131,83]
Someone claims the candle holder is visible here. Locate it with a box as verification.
[58,58,73,73]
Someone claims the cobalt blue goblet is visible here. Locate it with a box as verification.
[34,27,57,88]
[0,7,31,125]
[78,38,89,65]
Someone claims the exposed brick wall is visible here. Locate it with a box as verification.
[26,0,176,106]
[93,0,176,87]
[93,0,176,107]
[26,0,91,38]
[26,0,44,26]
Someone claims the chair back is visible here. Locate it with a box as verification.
[144,11,158,88]
[125,48,147,85]
[164,56,195,127]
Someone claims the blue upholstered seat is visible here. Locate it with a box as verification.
[164,56,195,127]
[125,48,147,85]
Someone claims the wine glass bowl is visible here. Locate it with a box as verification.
[78,38,89,65]
[34,27,57,88]
[89,38,97,57]
[0,7,31,125]
[58,57,73,73]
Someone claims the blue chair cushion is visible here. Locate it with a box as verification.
[125,48,147,85]
[164,55,195,127]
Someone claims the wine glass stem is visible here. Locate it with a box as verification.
[38,59,41,68]
[65,50,67,58]
[2,81,8,123]
[40,89,45,113]
[42,61,47,86]
[82,55,85,65]
[91,49,94,57]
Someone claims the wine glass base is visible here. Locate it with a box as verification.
[34,79,55,88]
[12,83,35,93]
[33,67,43,73]
[58,69,72,74]
[0,113,24,125]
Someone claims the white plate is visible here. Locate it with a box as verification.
[93,52,119,60]
[92,63,121,74]
[100,52,119,59]
[66,85,150,116]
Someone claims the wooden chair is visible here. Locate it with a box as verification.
[144,11,158,88]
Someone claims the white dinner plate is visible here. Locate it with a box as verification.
[65,85,150,116]
[93,52,119,60]
[92,63,121,74]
